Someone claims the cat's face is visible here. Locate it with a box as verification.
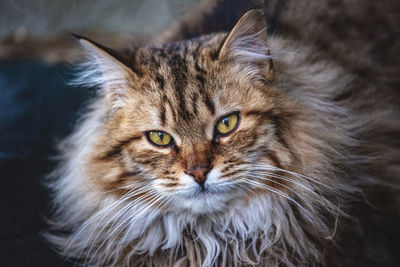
[83,10,303,215]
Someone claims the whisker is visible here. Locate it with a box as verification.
[70,185,153,261]
[245,174,317,212]
[240,178,327,233]
[115,196,171,260]
[250,170,346,216]
[83,188,157,265]
[241,178,305,212]
[249,164,341,194]
[87,192,166,266]
[235,182,258,195]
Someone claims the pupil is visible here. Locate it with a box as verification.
[223,118,229,127]
[158,132,164,140]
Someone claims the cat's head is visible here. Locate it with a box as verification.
[48,9,358,266]
[77,10,337,216]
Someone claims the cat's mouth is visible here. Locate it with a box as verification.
[179,184,216,199]
[192,182,232,197]
[173,184,240,214]
[192,185,213,198]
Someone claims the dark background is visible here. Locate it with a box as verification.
[0,61,88,266]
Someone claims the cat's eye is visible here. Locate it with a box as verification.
[146,131,173,147]
[215,113,239,136]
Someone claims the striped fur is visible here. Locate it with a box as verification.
[46,10,400,266]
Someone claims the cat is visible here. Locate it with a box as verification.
[46,8,400,267]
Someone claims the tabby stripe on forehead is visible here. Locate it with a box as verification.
[178,91,191,121]
[155,75,165,90]
[192,42,203,58]
[199,90,215,116]
[100,135,141,160]
[194,72,215,115]
[195,62,206,75]
[196,74,205,88]
[175,72,190,121]
[165,95,177,122]
[204,93,215,115]
[160,95,167,125]
[172,60,192,121]
[160,105,166,125]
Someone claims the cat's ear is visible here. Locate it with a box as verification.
[219,9,273,77]
[73,34,136,110]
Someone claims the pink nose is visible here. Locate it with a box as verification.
[187,166,211,185]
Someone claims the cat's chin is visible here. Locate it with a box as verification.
[172,189,241,215]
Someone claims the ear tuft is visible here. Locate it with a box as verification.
[219,9,272,73]
[74,34,131,67]
[71,35,136,111]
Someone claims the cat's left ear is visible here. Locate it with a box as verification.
[219,9,273,78]
[73,34,137,110]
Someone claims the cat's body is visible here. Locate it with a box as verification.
[47,7,399,267]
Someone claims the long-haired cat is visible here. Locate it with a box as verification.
[46,9,400,266]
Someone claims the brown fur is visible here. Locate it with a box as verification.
[46,7,400,267]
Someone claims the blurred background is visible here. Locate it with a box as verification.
[0,0,199,62]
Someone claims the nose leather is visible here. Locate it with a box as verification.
[187,166,211,185]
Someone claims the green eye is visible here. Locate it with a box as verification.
[216,113,239,135]
[147,131,172,147]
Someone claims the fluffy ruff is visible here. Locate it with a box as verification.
[46,12,399,267]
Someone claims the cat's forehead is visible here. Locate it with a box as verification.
[122,33,272,139]
[128,36,228,121]
[135,34,227,76]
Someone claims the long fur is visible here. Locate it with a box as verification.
[46,11,399,267]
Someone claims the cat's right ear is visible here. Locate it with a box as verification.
[72,34,137,110]
[219,10,273,79]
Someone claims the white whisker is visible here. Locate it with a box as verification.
[69,185,153,260]
[87,192,166,266]
[83,188,157,265]
[249,164,341,194]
